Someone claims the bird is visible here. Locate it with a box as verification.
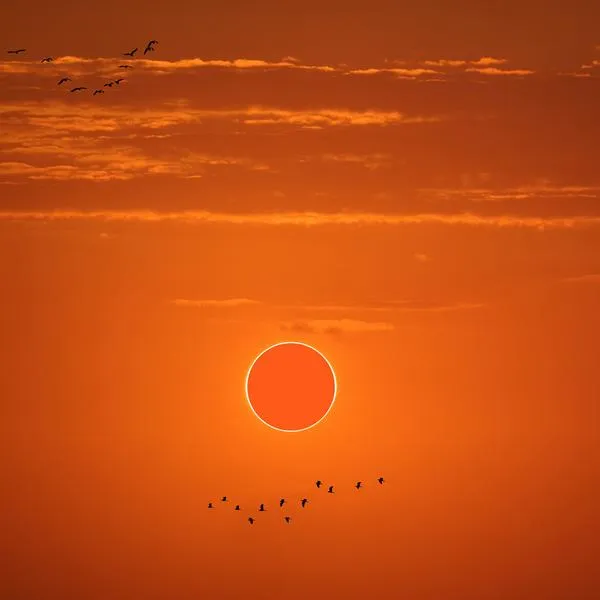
[248,517,255,525]
[259,503,265,512]
[118,64,133,69]
[70,87,87,92]
[234,505,240,511]
[122,48,138,57]
[355,481,363,490]
[328,485,334,494]
[377,477,385,485]
[7,49,26,54]
[113,78,125,85]
[57,77,71,85]
[143,44,155,55]
[103,82,114,88]
[279,498,285,507]
[301,498,308,508]
[316,480,323,489]
[208,502,214,509]
[284,516,291,524]
[92,89,104,96]
[221,496,227,502]
[41,57,53,63]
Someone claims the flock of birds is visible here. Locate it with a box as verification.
[209,477,386,525]
[6,40,158,95]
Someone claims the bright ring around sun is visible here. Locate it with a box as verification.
[245,341,337,432]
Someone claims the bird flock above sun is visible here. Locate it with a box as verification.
[209,477,386,526]
[5,39,158,96]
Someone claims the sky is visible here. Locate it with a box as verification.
[1,1,600,598]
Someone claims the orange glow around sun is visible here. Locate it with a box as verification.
[245,342,337,432]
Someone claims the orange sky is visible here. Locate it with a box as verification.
[1,1,600,599]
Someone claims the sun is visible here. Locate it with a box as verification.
[245,341,337,432]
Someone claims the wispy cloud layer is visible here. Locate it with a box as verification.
[0,102,436,181]
[0,54,536,81]
[422,57,508,67]
[280,319,395,335]
[170,298,484,313]
[169,297,485,335]
[464,67,534,76]
[419,183,600,202]
[0,101,429,132]
[562,273,600,283]
[2,209,600,229]
[2,209,599,229]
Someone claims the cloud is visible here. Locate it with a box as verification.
[0,54,535,84]
[170,298,483,334]
[296,301,484,313]
[422,59,468,67]
[0,151,269,181]
[471,57,507,66]
[171,298,481,313]
[464,67,534,76]
[0,101,438,135]
[0,102,437,181]
[317,153,393,170]
[419,183,600,202]
[562,72,593,78]
[387,301,485,312]
[1,209,598,230]
[0,161,133,181]
[560,59,600,78]
[239,107,439,127]
[136,57,338,73]
[0,56,339,77]
[347,67,440,78]
[0,56,449,80]
[562,274,600,284]
[422,56,507,67]
[280,319,395,335]
[172,298,262,308]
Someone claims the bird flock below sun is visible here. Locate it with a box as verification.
[6,40,158,95]
[209,477,386,526]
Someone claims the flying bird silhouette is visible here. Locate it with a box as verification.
[143,44,155,55]
[234,505,240,511]
[70,87,87,92]
[207,502,214,509]
[122,48,137,57]
[41,57,53,63]
[57,77,71,85]
[113,78,125,85]
[248,517,255,525]
[301,498,308,508]
[316,480,323,488]
[279,498,285,507]
[103,82,114,87]
[7,49,26,54]
[377,477,385,485]
[118,64,133,69]
[355,481,363,490]
[221,496,228,502]
[93,89,104,95]
[284,516,291,524]
[259,503,265,512]
[328,485,334,494]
